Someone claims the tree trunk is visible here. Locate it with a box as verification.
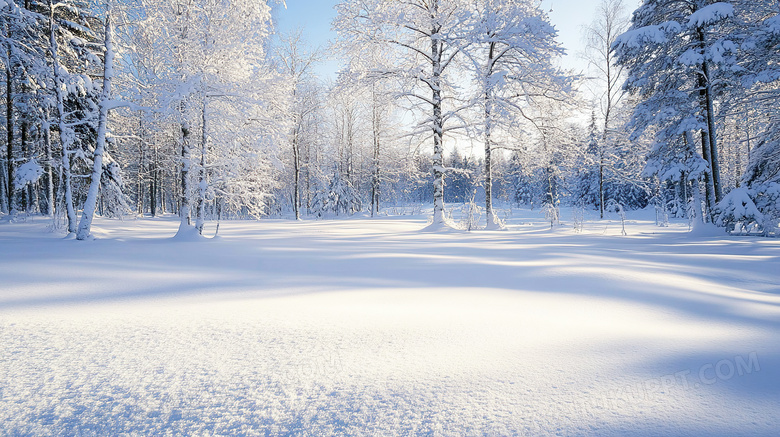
[76,10,113,240]
[0,148,7,214]
[150,145,157,217]
[484,96,494,228]
[195,95,208,234]
[696,69,717,221]
[292,119,301,220]
[137,140,144,214]
[5,45,14,214]
[371,88,381,217]
[431,22,445,225]
[701,58,722,203]
[599,154,605,219]
[20,118,28,211]
[695,28,721,220]
[48,0,77,232]
[484,41,496,229]
[180,119,192,228]
[43,113,55,218]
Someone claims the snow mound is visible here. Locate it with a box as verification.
[172,224,207,241]
[420,219,464,233]
[688,221,725,237]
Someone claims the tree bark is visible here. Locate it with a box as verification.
[695,28,721,220]
[43,113,55,218]
[431,12,445,225]
[48,0,77,232]
[180,118,191,227]
[701,57,722,203]
[5,43,14,213]
[695,65,717,220]
[371,88,381,217]
[484,40,496,229]
[195,95,207,234]
[76,10,113,240]
[292,121,301,220]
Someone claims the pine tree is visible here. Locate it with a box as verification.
[614,0,738,221]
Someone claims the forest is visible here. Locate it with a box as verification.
[2,2,780,435]
[0,0,778,237]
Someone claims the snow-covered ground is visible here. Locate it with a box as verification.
[1,208,778,436]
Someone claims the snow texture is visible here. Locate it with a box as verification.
[612,21,681,49]
[687,3,734,28]
[716,187,762,226]
[13,159,44,187]
[1,210,778,436]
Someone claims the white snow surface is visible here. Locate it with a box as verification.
[1,209,778,436]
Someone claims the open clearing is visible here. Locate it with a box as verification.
[1,210,779,436]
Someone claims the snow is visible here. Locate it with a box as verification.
[716,187,762,230]
[678,48,703,66]
[13,159,44,187]
[687,3,735,28]
[1,210,779,435]
[613,21,681,49]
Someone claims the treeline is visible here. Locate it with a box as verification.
[1,0,778,236]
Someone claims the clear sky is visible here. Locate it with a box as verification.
[273,0,620,80]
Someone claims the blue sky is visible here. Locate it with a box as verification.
[273,0,615,80]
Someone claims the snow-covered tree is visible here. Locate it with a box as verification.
[75,3,116,240]
[614,0,738,221]
[274,31,321,220]
[460,0,569,228]
[335,0,468,227]
[733,1,780,234]
[311,168,362,217]
[583,0,630,218]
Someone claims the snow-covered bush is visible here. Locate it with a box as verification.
[715,187,763,235]
[99,162,131,218]
[458,194,482,232]
[751,182,780,237]
[542,201,559,229]
[606,199,628,236]
[311,170,362,218]
[13,160,44,188]
[571,204,585,233]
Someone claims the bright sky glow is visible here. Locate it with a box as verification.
[273,0,620,80]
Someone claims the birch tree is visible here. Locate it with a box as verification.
[76,4,116,240]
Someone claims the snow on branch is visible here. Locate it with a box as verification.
[688,3,734,28]
[613,21,681,49]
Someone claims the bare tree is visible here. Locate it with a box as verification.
[335,0,466,227]
[583,0,629,218]
[275,32,322,220]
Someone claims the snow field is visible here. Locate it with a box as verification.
[0,209,779,436]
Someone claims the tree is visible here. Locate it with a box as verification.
[311,168,362,217]
[335,0,467,227]
[461,0,569,228]
[76,4,116,240]
[733,1,780,234]
[1,1,43,215]
[274,31,321,220]
[614,0,737,221]
[583,0,630,218]
[46,0,96,231]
